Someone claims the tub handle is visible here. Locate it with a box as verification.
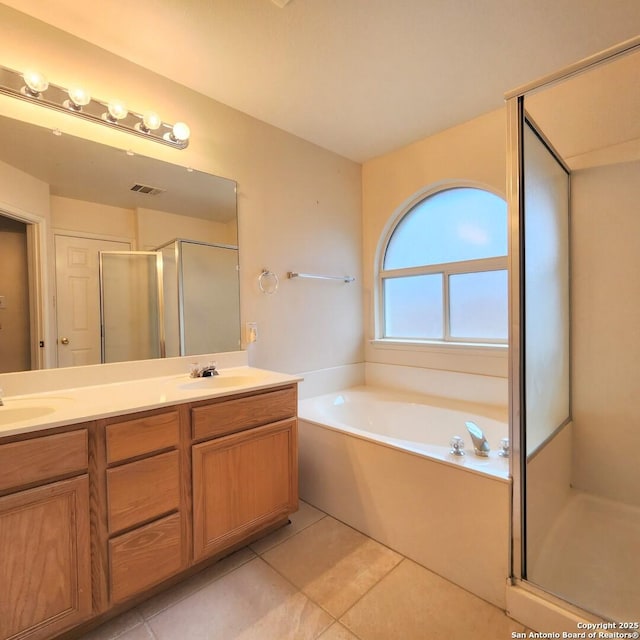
[449,436,465,456]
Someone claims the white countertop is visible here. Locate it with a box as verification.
[0,366,302,438]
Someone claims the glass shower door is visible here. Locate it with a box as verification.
[99,251,165,363]
[180,240,240,355]
[520,119,571,587]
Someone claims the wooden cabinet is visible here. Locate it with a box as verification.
[102,409,186,605]
[109,512,183,603]
[0,381,298,640]
[0,430,87,492]
[192,386,298,561]
[107,450,181,534]
[0,475,91,640]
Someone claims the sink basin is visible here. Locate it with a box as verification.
[0,396,74,427]
[177,374,264,391]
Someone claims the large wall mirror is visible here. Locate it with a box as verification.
[0,114,240,373]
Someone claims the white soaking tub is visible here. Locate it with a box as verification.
[298,385,511,608]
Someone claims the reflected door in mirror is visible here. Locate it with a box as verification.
[55,236,130,368]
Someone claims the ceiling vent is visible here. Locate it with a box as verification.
[130,183,165,196]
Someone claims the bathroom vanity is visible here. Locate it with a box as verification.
[0,368,299,640]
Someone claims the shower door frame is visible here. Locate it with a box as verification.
[506,34,640,611]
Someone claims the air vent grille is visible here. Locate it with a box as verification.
[130,183,165,196]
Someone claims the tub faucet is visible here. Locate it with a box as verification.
[465,421,490,457]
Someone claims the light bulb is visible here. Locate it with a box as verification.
[22,69,49,95]
[107,100,128,121]
[67,86,91,107]
[171,121,190,142]
[142,111,162,131]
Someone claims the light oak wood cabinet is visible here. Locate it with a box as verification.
[101,409,186,606]
[0,382,298,640]
[193,417,298,560]
[0,467,91,640]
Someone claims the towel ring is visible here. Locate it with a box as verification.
[258,268,279,294]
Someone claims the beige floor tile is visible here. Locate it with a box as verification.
[341,559,526,640]
[262,516,402,618]
[75,610,145,640]
[147,557,332,640]
[106,625,155,640]
[138,546,256,619]
[318,622,360,640]
[250,500,326,554]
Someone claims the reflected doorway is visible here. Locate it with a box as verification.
[54,235,130,367]
[0,213,31,372]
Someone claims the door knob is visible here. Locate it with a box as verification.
[60,337,70,345]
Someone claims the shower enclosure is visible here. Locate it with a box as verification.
[508,38,640,624]
[99,240,240,363]
[158,239,240,357]
[99,251,165,364]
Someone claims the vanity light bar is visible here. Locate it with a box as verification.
[0,65,190,150]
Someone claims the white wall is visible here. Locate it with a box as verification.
[0,4,363,376]
[571,160,640,507]
[50,196,135,241]
[361,109,508,379]
[136,208,237,250]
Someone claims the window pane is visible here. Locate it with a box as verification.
[449,270,508,340]
[384,188,507,269]
[384,274,443,339]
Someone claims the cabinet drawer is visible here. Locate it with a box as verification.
[192,386,296,440]
[0,430,88,492]
[109,512,182,604]
[107,450,180,534]
[106,410,179,464]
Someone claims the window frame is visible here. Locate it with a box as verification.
[375,183,508,347]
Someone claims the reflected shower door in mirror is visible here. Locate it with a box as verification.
[0,113,238,373]
[100,252,165,364]
[519,46,640,621]
[160,240,240,357]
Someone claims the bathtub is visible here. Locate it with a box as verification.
[299,386,509,480]
[297,385,512,608]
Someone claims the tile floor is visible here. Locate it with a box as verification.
[78,502,528,640]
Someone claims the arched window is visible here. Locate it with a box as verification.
[379,186,508,344]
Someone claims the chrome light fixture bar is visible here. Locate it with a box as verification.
[0,65,190,149]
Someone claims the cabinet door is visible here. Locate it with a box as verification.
[0,475,91,640]
[192,419,298,561]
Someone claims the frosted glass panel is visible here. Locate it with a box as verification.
[449,270,508,339]
[160,243,180,358]
[384,188,507,269]
[383,274,443,339]
[523,123,570,455]
[181,242,240,355]
[100,252,162,364]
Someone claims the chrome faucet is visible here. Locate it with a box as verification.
[465,421,490,457]
[189,363,219,378]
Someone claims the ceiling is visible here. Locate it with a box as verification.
[2,0,640,162]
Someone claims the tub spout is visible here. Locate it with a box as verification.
[465,421,490,457]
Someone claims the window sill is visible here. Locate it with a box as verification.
[369,339,508,357]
